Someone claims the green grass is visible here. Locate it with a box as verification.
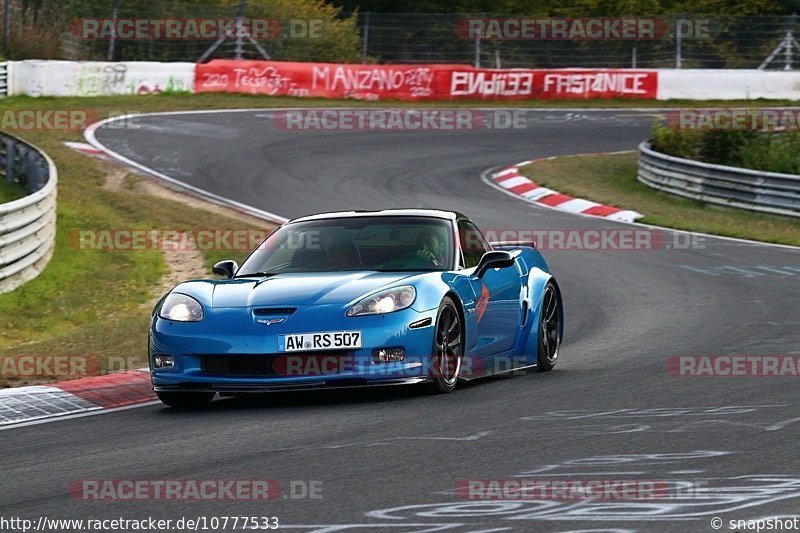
[519,152,800,246]
[2,92,799,387]
[4,93,800,112]
[0,179,24,203]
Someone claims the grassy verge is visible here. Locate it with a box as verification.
[518,152,800,246]
[1,93,798,387]
[0,96,295,387]
[4,94,800,112]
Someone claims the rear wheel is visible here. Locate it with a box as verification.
[537,282,561,372]
[428,297,463,393]
[156,391,214,408]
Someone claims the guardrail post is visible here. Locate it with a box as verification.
[23,149,42,194]
[4,138,14,184]
[14,141,27,189]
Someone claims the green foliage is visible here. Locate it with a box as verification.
[737,132,800,174]
[231,0,361,62]
[331,0,787,15]
[6,0,798,65]
[651,123,800,174]
[1,0,69,59]
[8,0,360,62]
[651,123,702,159]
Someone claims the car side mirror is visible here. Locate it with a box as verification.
[212,260,238,279]
[474,251,515,278]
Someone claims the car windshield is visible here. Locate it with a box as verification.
[236,216,454,275]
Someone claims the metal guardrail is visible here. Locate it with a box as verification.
[0,132,58,294]
[638,141,800,218]
[0,62,8,97]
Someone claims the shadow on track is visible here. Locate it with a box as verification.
[151,368,567,415]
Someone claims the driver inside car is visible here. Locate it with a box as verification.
[415,228,446,266]
[325,238,357,269]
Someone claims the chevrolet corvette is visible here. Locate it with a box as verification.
[149,209,563,407]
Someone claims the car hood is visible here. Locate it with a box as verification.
[185,272,422,308]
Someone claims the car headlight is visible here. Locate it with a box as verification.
[347,286,416,317]
[159,293,203,322]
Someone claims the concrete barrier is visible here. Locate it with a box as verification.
[9,60,194,97]
[656,69,800,100]
[7,60,800,100]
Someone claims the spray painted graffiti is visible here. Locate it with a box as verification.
[364,476,800,522]
[76,64,193,96]
[76,64,128,96]
[366,451,800,523]
[276,407,800,529]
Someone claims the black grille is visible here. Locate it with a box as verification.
[201,355,274,376]
[199,352,355,377]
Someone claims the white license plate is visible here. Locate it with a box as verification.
[278,331,362,352]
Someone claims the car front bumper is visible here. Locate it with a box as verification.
[149,304,439,392]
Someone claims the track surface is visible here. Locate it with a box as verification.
[3,110,800,532]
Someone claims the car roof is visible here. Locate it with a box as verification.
[289,209,465,224]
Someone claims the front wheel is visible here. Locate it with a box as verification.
[537,281,562,372]
[428,296,463,393]
[156,391,215,408]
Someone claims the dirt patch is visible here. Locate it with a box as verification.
[100,163,276,297]
[158,246,206,295]
[101,169,130,191]
[108,171,273,227]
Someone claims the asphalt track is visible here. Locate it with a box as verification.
[3,109,800,532]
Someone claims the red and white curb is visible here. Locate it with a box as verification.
[0,370,156,428]
[64,141,111,160]
[490,157,643,223]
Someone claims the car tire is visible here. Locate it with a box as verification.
[156,391,215,408]
[428,296,463,393]
[537,281,561,372]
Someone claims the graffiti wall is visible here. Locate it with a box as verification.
[8,60,800,100]
[195,60,659,100]
[9,61,195,97]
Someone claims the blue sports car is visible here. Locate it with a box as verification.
[149,209,563,407]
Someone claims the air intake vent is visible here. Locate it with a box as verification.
[253,308,296,316]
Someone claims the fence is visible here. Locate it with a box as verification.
[2,0,800,69]
[353,13,800,69]
[81,12,800,68]
[0,132,57,294]
[638,141,800,218]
